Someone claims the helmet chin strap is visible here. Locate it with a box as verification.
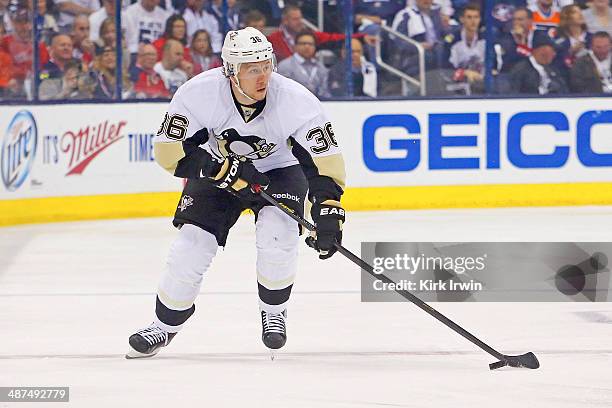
[231,76,258,103]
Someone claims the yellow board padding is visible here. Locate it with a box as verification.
[1,182,612,227]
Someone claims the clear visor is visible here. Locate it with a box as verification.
[238,58,276,80]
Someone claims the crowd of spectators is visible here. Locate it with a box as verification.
[0,0,611,101]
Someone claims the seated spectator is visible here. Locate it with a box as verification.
[529,0,561,31]
[510,33,568,94]
[244,9,266,33]
[277,30,330,98]
[54,0,100,32]
[447,3,485,92]
[153,14,191,61]
[207,0,240,32]
[268,5,372,63]
[129,42,169,98]
[39,32,79,80]
[391,0,448,73]
[553,4,591,79]
[154,38,187,95]
[39,60,93,99]
[89,0,124,43]
[583,0,612,37]
[92,45,131,98]
[183,0,222,52]
[189,29,221,74]
[497,7,536,73]
[1,5,49,98]
[124,0,171,57]
[570,31,612,93]
[71,14,94,65]
[329,38,377,97]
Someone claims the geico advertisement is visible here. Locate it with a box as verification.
[325,97,612,187]
[2,97,612,199]
[0,104,182,199]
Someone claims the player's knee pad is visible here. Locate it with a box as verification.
[256,207,299,311]
[157,224,218,312]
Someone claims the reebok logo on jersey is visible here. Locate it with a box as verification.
[272,192,300,203]
[178,195,194,212]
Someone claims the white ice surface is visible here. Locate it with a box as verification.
[1,207,612,407]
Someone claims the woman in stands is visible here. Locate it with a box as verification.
[92,46,132,99]
[153,14,192,62]
[189,29,221,75]
[553,4,592,80]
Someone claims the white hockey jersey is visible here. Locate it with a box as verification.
[153,68,346,199]
[124,1,171,53]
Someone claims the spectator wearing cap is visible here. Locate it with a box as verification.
[40,32,79,80]
[268,5,373,63]
[207,0,241,33]
[183,0,222,52]
[278,31,330,98]
[71,14,94,65]
[1,4,50,97]
[510,32,568,94]
[497,7,537,73]
[129,42,169,98]
[447,3,486,91]
[391,0,448,74]
[570,31,612,93]
[189,29,221,75]
[584,0,612,38]
[552,4,592,79]
[328,38,377,97]
[53,0,100,32]
[92,45,131,99]
[154,38,187,95]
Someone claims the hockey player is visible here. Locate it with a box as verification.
[126,27,346,358]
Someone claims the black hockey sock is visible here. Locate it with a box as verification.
[155,296,196,328]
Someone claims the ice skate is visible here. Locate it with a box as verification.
[261,309,287,351]
[125,323,176,359]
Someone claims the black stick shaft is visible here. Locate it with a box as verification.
[259,190,505,361]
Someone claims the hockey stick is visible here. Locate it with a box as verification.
[253,186,540,370]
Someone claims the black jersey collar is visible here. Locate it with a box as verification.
[230,85,267,123]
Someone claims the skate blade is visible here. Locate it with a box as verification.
[125,347,160,359]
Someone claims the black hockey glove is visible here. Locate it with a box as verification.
[308,199,345,260]
[207,156,269,199]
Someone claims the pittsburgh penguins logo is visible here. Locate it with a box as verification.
[215,128,277,161]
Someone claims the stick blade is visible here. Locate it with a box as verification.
[489,352,540,370]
